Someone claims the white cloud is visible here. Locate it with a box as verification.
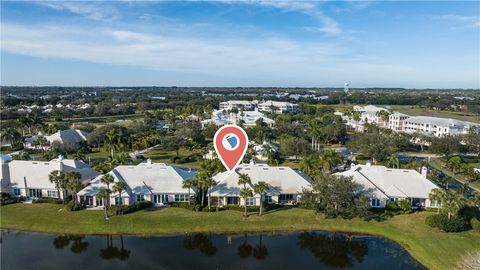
[36,1,120,21]
[431,14,480,28]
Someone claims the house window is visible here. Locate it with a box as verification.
[115,197,123,205]
[246,197,255,206]
[371,199,381,207]
[13,188,20,196]
[264,195,272,203]
[47,190,57,197]
[227,197,239,205]
[136,195,145,202]
[430,200,439,207]
[175,194,188,202]
[279,194,294,201]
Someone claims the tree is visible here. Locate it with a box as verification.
[253,181,269,216]
[182,179,194,205]
[386,154,400,169]
[318,149,343,173]
[163,136,185,157]
[48,170,67,201]
[105,129,126,159]
[203,177,217,210]
[428,188,444,213]
[300,173,369,218]
[348,131,396,164]
[238,173,253,218]
[96,187,109,220]
[279,136,310,161]
[429,136,461,161]
[66,171,82,208]
[299,154,320,177]
[73,151,86,162]
[1,128,21,147]
[100,174,114,208]
[429,188,467,219]
[446,156,462,177]
[112,181,127,215]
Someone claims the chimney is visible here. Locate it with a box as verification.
[366,161,372,167]
[421,166,428,179]
[58,155,64,171]
[249,159,255,165]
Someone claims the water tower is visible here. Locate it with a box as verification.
[343,83,349,94]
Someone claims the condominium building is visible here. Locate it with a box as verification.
[388,112,410,131]
[258,100,300,114]
[219,100,256,111]
[402,116,479,137]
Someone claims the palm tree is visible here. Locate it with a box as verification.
[72,151,86,162]
[114,152,131,165]
[253,181,269,216]
[96,187,109,220]
[447,156,462,177]
[48,170,66,201]
[428,188,444,213]
[318,149,342,173]
[386,154,400,168]
[238,173,253,218]
[299,154,319,177]
[194,171,209,207]
[105,129,122,159]
[112,181,127,215]
[429,188,467,219]
[66,171,82,208]
[182,179,194,205]
[204,177,217,210]
[100,174,114,208]
[36,136,50,151]
[1,128,21,146]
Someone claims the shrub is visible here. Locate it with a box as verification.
[0,195,25,206]
[470,218,480,232]
[111,201,153,215]
[170,202,197,211]
[32,197,63,204]
[385,201,401,215]
[65,200,83,211]
[425,214,467,232]
[398,199,413,214]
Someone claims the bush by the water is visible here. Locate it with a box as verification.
[110,201,153,215]
[425,214,467,232]
[170,202,282,212]
[32,197,63,204]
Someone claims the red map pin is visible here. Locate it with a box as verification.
[213,125,249,171]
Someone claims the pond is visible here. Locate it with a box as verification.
[1,230,424,270]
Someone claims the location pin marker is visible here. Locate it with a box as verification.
[213,125,249,171]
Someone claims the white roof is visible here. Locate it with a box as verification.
[220,100,254,105]
[335,165,438,199]
[353,105,388,113]
[45,129,89,144]
[2,158,99,190]
[259,100,298,107]
[78,162,196,197]
[210,163,312,197]
[403,116,479,128]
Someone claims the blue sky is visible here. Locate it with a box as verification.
[1,1,479,88]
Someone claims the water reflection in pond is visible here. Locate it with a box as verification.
[1,230,424,270]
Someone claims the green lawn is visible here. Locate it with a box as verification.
[142,146,203,168]
[389,105,480,123]
[1,204,479,270]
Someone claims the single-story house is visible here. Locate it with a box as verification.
[0,155,99,199]
[335,163,439,208]
[252,141,279,161]
[209,162,312,207]
[77,160,196,207]
[25,129,89,149]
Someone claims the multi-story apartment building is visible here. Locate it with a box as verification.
[257,100,300,114]
[219,100,256,111]
[402,116,479,137]
[388,112,410,131]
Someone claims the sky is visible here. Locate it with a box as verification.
[1,1,479,88]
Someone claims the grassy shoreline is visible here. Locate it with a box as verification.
[1,204,479,269]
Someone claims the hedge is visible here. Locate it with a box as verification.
[425,214,467,232]
[110,201,153,215]
[32,197,63,204]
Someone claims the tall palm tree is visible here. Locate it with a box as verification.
[238,173,253,218]
[100,174,114,208]
[1,128,21,146]
[112,181,127,215]
[428,188,444,213]
[447,156,462,177]
[204,177,217,210]
[105,129,122,159]
[96,187,109,220]
[66,171,82,208]
[72,151,86,162]
[429,188,467,219]
[48,170,66,201]
[182,179,194,205]
[253,181,269,216]
[194,171,209,207]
